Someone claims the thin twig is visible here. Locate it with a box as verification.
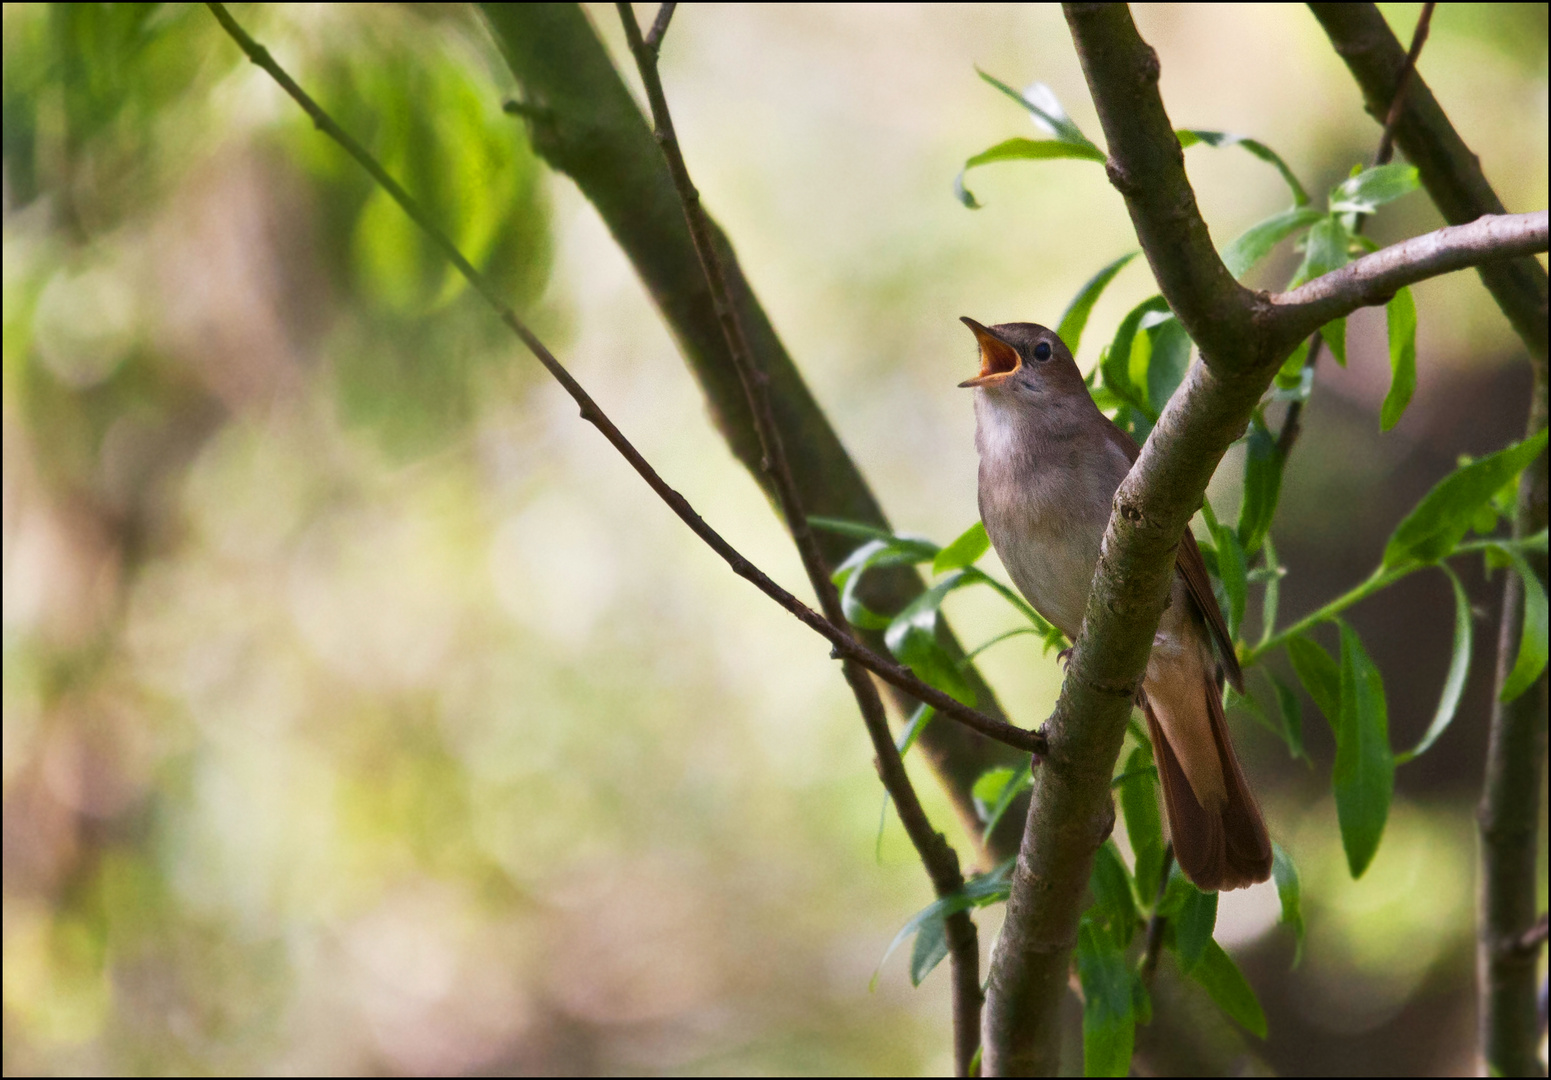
[616,6,984,1071]
[644,2,676,54]
[202,2,1045,758]
[1275,3,1435,459]
[1506,912,1548,956]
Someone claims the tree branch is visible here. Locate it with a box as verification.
[479,2,1033,861]
[203,2,1046,763]
[985,6,1548,1072]
[616,5,980,1070]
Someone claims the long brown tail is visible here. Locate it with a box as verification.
[1141,684,1272,892]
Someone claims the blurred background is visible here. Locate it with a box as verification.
[2,2,1546,1074]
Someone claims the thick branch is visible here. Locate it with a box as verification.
[1310,2,1549,363]
[617,5,980,1070]
[1269,212,1549,346]
[204,2,1045,760]
[479,1,1032,860]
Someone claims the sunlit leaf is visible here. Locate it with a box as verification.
[1291,213,1350,288]
[890,625,977,705]
[1494,544,1549,702]
[1396,564,1472,762]
[1188,940,1268,1038]
[1383,430,1548,568]
[1335,620,1394,878]
[1321,317,1347,367]
[1057,252,1139,357]
[895,703,935,755]
[1221,206,1323,279]
[1103,295,1170,416]
[956,137,1106,208]
[933,520,990,575]
[977,69,1101,151]
[1177,129,1309,206]
[1380,287,1417,431]
[1329,162,1420,214]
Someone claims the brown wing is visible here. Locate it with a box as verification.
[1098,418,1243,692]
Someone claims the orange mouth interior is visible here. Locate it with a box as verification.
[959,318,1021,387]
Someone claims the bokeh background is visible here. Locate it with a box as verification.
[3,2,1546,1074]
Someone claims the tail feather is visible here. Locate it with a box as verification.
[1141,686,1271,892]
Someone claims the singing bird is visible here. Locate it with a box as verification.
[960,317,1271,892]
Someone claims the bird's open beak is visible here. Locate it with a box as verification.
[958,317,1022,388]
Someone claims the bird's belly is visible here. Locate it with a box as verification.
[990,518,1101,641]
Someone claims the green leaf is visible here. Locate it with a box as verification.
[1177,130,1310,206]
[1321,317,1347,367]
[1495,544,1549,702]
[910,918,950,987]
[1174,882,1218,971]
[895,703,935,755]
[1291,214,1351,288]
[1329,163,1420,214]
[979,763,1032,841]
[1335,620,1394,878]
[973,767,1017,819]
[1057,251,1139,357]
[1383,430,1548,568]
[958,567,1066,649]
[830,531,942,630]
[978,69,1101,151]
[1089,841,1140,947]
[808,516,897,542]
[1119,746,1166,900]
[1189,940,1269,1038]
[875,861,1013,987]
[1380,286,1417,431]
[1212,521,1248,640]
[1267,670,1306,761]
[1396,565,1472,762]
[1258,533,1283,646]
[1221,206,1323,279]
[956,137,1106,208]
[1076,922,1136,1077]
[890,625,978,705]
[1142,315,1191,420]
[1102,296,1170,416]
[933,520,991,575]
[1274,338,1313,397]
[1286,634,1341,732]
[1237,411,1285,557]
[1271,843,1305,966]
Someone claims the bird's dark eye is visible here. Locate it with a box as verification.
[1033,341,1052,362]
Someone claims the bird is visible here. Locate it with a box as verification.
[959,317,1271,892]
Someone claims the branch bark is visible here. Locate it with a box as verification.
[617,5,980,1069]
[479,1,1033,860]
[1309,7,1550,1074]
[982,4,1550,1072]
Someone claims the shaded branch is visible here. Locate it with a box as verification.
[479,1,1033,861]
[616,5,980,1070]
[204,2,1046,760]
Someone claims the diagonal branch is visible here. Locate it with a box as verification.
[202,2,1045,760]
[616,4,981,1071]
[984,4,1548,1072]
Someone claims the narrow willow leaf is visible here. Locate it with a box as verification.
[1335,621,1394,878]
[1102,295,1170,415]
[885,573,968,653]
[1174,883,1218,973]
[1268,670,1306,761]
[909,918,950,987]
[1286,634,1340,732]
[933,520,990,575]
[1213,523,1248,639]
[1271,843,1305,966]
[1177,130,1310,206]
[1222,206,1324,279]
[977,69,1100,150]
[1291,214,1350,288]
[1381,286,1417,431]
[1383,430,1549,568]
[1274,338,1312,396]
[1496,545,1549,702]
[1397,565,1472,762]
[956,137,1106,207]
[972,767,1018,820]
[1057,251,1139,357]
[1237,411,1285,556]
[1077,922,1136,1077]
[890,625,977,705]
[1089,841,1139,947]
[980,764,1032,841]
[1321,317,1347,367]
[1119,746,1165,900]
[1329,162,1420,213]
[809,516,897,543]
[1143,315,1191,421]
[874,861,1013,987]
[896,703,935,755]
[1258,533,1282,646]
[1189,940,1269,1038]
